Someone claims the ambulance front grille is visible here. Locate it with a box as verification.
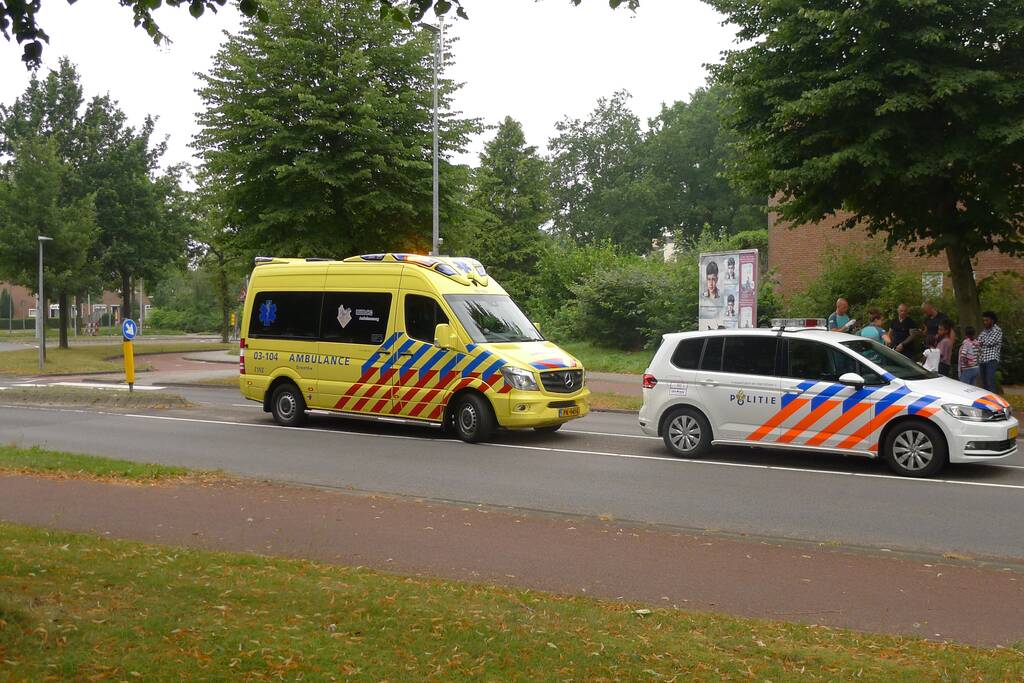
[540,370,584,394]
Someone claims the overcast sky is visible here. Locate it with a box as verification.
[0,0,737,170]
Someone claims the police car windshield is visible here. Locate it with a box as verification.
[444,294,543,343]
[839,339,939,381]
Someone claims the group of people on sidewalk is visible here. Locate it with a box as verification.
[827,298,1004,391]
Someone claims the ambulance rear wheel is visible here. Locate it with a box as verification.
[450,393,495,443]
[271,383,307,427]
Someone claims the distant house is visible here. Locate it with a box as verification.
[0,281,151,322]
[768,211,1024,298]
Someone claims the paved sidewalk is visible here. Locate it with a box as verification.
[2,474,1022,646]
[587,371,642,397]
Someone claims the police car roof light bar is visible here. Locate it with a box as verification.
[770,318,827,331]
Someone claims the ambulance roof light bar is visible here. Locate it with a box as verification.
[770,318,827,331]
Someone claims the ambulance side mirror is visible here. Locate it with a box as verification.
[434,323,458,350]
[839,372,865,389]
[532,321,541,332]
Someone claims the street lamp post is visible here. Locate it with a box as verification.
[423,19,445,256]
[37,235,52,371]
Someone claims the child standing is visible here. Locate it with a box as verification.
[936,321,953,377]
[958,326,980,386]
[922,336,941,372]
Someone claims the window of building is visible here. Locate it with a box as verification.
[320,292,391,345]
[405,294,448,343]
[248,291,322,340]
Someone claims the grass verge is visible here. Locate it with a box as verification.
[558,340,650,375]
[194,374,240,386]
[0,342,232,376]
[588,390,643,412]
[1006,393,1023,415]
[0,445,193,481]
[0,385,192,409]
[0,523,1021,680]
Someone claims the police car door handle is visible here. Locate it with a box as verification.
[701,378,720,386]
[784,388,805,395]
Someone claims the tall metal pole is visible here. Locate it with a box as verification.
[430,18,444,257]
[37,236,52,371]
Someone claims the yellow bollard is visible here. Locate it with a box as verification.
[123,340,135,392]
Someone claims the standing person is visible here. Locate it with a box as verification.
[977,311,1003,392]
[921,336,941,372]
[921,301,953,343]
[860,309,891,344]
[888,303,919,357]
[958,326,980,387]
[936,321,953,377]
[827,298,853,332]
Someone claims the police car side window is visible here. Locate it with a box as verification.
[249,292,322,339]
[700,337,723,371]
[405,294,449,343]
[321,292,392,345]
[670,338,705,370]
[721,337,777,376]
[787,339,884,384]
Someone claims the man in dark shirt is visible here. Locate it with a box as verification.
[921,301,952,340]
[888,303,918,356]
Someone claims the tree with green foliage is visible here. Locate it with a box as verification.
[0,136,98,347]
[548,91,659,254]
[465,117,550,302]
[195,0,477,260]
[708,0,1024,329]
[646,85,765,240]
[0,287,11,319]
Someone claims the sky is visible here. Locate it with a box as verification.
[0,0,738,170]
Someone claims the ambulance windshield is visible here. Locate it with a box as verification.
[444,294,544,344]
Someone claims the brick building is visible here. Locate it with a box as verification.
[0,281,150,321]
[768,212,1024,297]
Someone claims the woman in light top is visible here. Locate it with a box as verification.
[860,309,891,345]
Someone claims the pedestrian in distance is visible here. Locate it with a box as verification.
[828,298,854,332]
[977,311,1003,392]
[921,335,941,372]
[888,303,919,357]
[859,309,891,345]
[958,326,980,387]
[936,321,953,377]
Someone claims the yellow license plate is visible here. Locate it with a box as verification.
[558,407,580,418]
[1009,426,1019,440]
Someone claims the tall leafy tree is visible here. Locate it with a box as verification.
[548,91,659,254]
[195,0,477,260]
[466,117,549,301]
[708,0,1024,327]
[0,287,12,318]
[0,136,98,347]
[646,85,766,240]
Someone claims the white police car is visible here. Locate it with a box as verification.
[638,319,1018,477]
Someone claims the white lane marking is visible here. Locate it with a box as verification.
[563,428,659,441]
[119,413,1024,491]
[52,381,167,391]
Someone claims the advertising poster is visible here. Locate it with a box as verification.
[698,249,758,331]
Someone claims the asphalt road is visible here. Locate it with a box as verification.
[2,385,1023,560]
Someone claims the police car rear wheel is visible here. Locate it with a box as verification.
[663,407,711,458]
[451,393,494,443]
[271,383,307,427]
[883,422,947,477]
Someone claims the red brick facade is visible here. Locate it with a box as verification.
[768,212,1024,297]
[0,281,150,319]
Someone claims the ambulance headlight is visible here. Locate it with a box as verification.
[500,366,538,391]
[942,404,994,422]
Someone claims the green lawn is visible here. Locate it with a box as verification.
[1,525,1021,680]
[0,342,232,375]
[0,445,192,481]
[0,385,193,409]
[588,390,643,412]
[558,340,651,375]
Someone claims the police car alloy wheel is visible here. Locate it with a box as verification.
[663,407,712,458]
[883,422,947,477]
[451,393,495,443]
[271,383,307,427]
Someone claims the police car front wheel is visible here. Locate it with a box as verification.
[883,421,947,477]
[663,407,712,458]
[271,383,307,427]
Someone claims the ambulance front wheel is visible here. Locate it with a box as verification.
[450,393,495,443]
[271,383,307,427]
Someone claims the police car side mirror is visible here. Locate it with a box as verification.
[434,323,457,350]
[839,372,865,389]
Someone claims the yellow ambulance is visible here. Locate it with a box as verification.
[239,253,589,442]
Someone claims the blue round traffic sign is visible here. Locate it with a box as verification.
[122,318,137,340]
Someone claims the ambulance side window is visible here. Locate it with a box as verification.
[405,294,449,343]
[320,292,392,345]
[249,291,321,340]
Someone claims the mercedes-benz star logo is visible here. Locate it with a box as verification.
[563,373,575,390]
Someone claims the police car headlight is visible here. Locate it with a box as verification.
[942,404,994,422]
[500,366,538,391]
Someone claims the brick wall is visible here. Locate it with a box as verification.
[769,211,1024,297]
[0,282,150,318]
